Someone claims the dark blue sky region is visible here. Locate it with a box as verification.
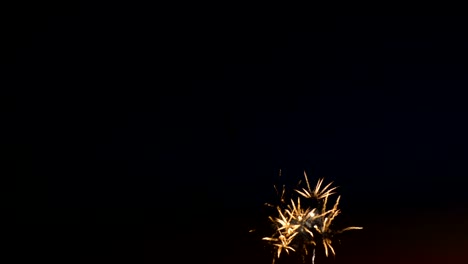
[16,12,468,263]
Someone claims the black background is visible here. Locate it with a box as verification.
[11,6,468,264]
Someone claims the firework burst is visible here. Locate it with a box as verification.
[262,171,362,264]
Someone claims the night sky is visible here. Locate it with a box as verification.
[14,10,468,263]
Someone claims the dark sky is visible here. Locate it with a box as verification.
[13,10,468,264]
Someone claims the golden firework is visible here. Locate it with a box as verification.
[262,171,362,263]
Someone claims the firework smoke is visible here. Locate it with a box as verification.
[262,171,362,263]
